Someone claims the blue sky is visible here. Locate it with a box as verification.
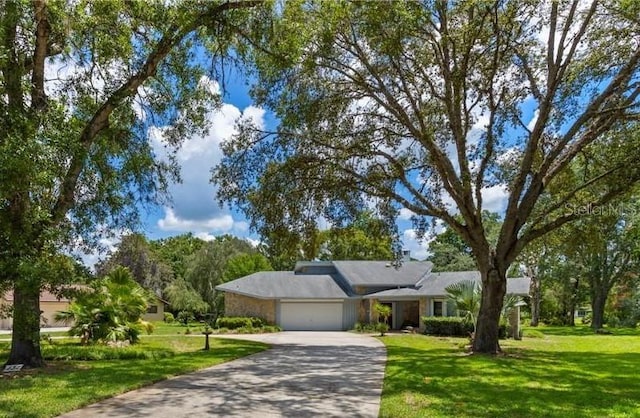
[84,73,517,268]
[82,67,531,268]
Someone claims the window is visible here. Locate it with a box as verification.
[433,301,443,317]
[146,305,158,314]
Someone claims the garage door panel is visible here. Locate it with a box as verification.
[280,302,343,331]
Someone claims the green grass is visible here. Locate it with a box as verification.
[379,329,640,418]
[523,324,640,336]
[0,335,268,418]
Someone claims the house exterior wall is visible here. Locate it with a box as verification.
[41,301,70,327]
[342,299,358,330]
[224,293,276,324]
[1,300,71,329]
[143,301,166,322]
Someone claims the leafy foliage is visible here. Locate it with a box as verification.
[0,0,264,365]
[214,0,640,353]
[445,280,481,330]
[96,233,173,296]
[149,233,207,280]
[184,235,269,316]
[163,277,209,321]
[55,267,154,344]
[215,316,266,330]
[422,317,506,339]
[374,302,392,336]
[428,212,502,272]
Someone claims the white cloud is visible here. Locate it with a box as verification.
[401,229,431,261]
[481,185,509,213]
[72,227,130,270]
[151,85,266,238]
[398,208,415,221]
[157,207,235,233]
[246,238,261,248]
[194,232,217,242]
[527,108,539,131]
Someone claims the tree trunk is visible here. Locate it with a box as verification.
[591,288,607,330]
[529,273,541,327]
[473,267,506,354]
[567,278,580,327]
[5,282,44,368]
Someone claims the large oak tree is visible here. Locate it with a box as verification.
[214,1,640,353]
[0,0,260,367]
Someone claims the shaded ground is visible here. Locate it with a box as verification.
[58,332,386,418]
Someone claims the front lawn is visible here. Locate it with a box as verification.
[379,329,640,418]
[0,335,267,418]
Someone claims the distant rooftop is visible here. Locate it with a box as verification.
[216,271,349,299]
[332,260,433,287]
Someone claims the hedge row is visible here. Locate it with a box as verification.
[215,316,266,330]
[422,316,507,339]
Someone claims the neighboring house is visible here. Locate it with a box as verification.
[0,290,168,330]
[0,290,72,330]
[216,258,530,332]
[143,297,169,322]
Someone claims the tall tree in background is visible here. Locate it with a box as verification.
[563,198,640,329]
[318,211,394,261]
[0,0,261,367]
[261,211,394,270]
[150,233,207,281]
[184,235,265,318]
[96,233,173,296]
[215,1,640,353]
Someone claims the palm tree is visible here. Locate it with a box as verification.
[55,267,153,344]
[445,280,481,333]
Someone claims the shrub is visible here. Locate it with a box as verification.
[215,316,266,330]
[261,325,282,333]
[422,317,507,339]
[176,311,194,325]
[163,312,175,323]
[423,317,474,337]
[376,322,390,336]
[522,329,545,339]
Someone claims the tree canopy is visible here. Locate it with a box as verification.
[96,233,173,296]
[214,1,640,353]
[428,211,501,272]
[0,0,263,367]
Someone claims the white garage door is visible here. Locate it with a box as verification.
[280,302,344,331]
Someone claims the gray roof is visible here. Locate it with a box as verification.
[416,271,481,296]
[419,272,530,296]
[362,287,423,299]
[366,272,531,298]
[332,261,433,286]
[215,271,349,299]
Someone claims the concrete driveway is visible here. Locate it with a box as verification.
[58,332,386,418]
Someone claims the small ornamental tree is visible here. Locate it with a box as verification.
[55,267,154,344]
[374,302,392,336]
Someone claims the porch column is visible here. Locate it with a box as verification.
[418,297,427,333]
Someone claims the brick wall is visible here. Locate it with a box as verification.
[224,293,276,324]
